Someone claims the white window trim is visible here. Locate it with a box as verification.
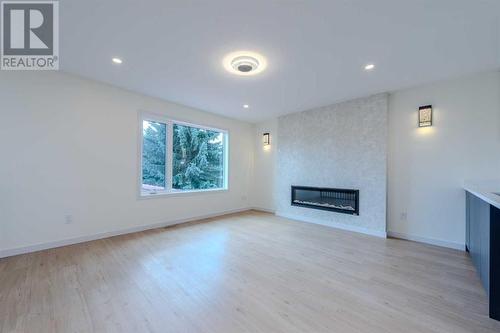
[138,111,229,199]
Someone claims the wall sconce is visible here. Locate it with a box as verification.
[418,105,432,127]
[263,132,270,146]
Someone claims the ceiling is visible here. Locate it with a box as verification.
[61,0,500,123]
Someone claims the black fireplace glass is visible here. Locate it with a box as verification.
[291,186,359,215]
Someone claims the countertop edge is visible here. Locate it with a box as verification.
[464,185,500,210]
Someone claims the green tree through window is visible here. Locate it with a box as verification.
[172,124,224,190]
[142,120,166,189]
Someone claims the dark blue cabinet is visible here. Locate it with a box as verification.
[466,191,500,320]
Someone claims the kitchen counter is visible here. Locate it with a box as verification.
[464,180,500,210]
[465,182,500,321]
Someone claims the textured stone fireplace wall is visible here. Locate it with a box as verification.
[276,93,388,236]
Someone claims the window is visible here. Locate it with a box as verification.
[142,120,167,192]
[140,113,228,196]
[172,123,225,190]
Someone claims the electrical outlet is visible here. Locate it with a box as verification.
[241,195,247,201]
[64,214,73,224]
[400,212,407,221]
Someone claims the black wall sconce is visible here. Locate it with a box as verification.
[263,132,270,146]
[419,105,432,127]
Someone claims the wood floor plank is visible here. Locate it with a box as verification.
[1,211,499,332]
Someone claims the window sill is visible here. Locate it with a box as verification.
[138,188,228,199]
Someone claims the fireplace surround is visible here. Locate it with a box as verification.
[291,186,359,215]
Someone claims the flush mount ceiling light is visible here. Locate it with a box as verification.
[243,104,249,109]
[112,57,123,64]
[223,51,267,76]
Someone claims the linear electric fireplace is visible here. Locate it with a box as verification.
[291,186,359,215]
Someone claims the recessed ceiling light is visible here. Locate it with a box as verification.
[223,51,267,76]
[243,104,249,109]
[364,63,375,71]
[112,57,123,64]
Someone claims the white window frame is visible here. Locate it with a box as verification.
[138,111,229,198]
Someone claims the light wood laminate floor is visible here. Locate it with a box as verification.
[1,211,499,332]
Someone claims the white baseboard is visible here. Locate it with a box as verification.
[0,207,252,259]
[250,207,276,214]
[387,231,465,251]
[1,209,464,259]
[276,212,387,238]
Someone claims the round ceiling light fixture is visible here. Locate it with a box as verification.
[223,51,267,76]
[232,56,259,73]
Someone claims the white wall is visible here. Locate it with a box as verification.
[387,71,500,249]
[0,71,254,255]
[275,94,388,237]
[2,70,498,256]
[252,71,500,249]
[252,119,278,212]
